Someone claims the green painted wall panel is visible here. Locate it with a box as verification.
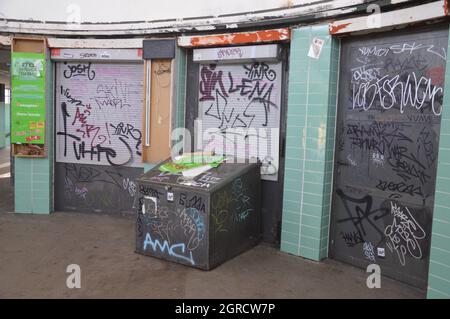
[14,50,53,215]
[428,24,450,298]
[280,25,339,261]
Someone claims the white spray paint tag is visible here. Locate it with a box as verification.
[142,196,157,214]
[308,37,325,59]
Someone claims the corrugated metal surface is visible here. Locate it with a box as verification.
[55,61,144,167]
[197,61,282,181]
[54,58,145,214]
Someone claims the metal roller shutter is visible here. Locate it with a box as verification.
[197,61,282,181]
[55,62,144,167]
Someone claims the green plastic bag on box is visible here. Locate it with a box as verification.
[159,154,226,174]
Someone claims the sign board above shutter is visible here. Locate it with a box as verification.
[193,44,279,64]
[51,48,142,61]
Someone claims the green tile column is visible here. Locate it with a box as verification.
[0,103,5,148]
[427,24,450,299]
[14,48,53,214]
[6,103,10,145]
[280,25,339,261]
[0,83,5,148]
[174,46,186,131]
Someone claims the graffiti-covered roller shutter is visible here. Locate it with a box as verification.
[329,26,448,289]
[198,62,282,181]
[53,53,144,214]
[56,62,144,167]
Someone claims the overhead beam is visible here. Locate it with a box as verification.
[46,38,144,48]
[178,28,290,48]
[329,0,447,35]
[0,0,415,36]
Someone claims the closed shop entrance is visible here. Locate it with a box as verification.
[52,48,144,214]
[186,44,288,243]
[329,26,448,289]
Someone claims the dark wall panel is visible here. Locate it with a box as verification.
[329,25,449,289]
[55,162,143,214]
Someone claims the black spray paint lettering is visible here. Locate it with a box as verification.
[243,62,277,81]
[72,138,133,166]
[346,121,412,156]
[61,86,84,106]
[340,231,364,247]
[336,189,390,245]
[57,102,134,166]
[179,194,206,214]
[376,180,424,198]
[387,149,431,186]
[416,126,436,168]
[139,185,162,199]
[63,62,95,80]
[202,63,278,132]
[345,121,433,187]
[110,122,142,156]
[383,55,429,73]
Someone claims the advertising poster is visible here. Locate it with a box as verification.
[11,52,46,144]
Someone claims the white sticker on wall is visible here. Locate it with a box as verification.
[308,37,325,59]
[377,247,385,257]
[167,192,174,202]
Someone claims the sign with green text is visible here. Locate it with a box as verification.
[11,52,46,144]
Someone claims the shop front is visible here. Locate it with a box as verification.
[180,29,290,243]
[51,48,144,214]
[329,25,448,289]
[280,1,450,297]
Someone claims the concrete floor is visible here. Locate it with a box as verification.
[0,147,13,213]
[0,212,424,299]
[0,147,425,299]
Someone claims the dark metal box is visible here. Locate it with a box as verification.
[135,160,261,270]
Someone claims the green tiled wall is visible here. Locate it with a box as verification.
[174,46,186,130]
[5,103,10,145]
[283,24,450,297]
[14,49,53,214]
[0,102,5,148]
[281,25,339,261]
[427,25,450,299]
